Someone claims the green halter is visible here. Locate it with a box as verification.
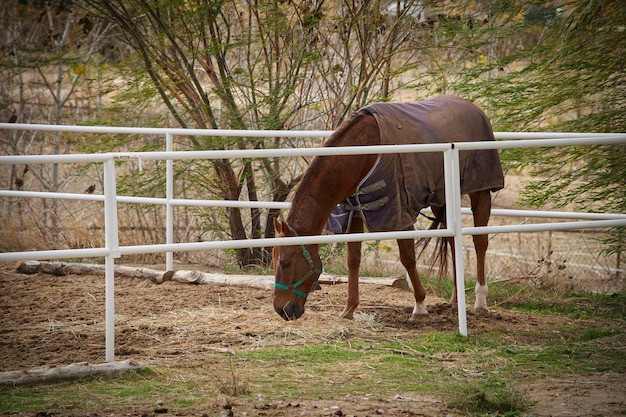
[274,226,323,299]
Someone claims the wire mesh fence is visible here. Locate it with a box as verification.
[358,214,624,296]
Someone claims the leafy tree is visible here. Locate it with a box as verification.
[409,0,625,256]
[483,0,624,256]
[83,0,422,266]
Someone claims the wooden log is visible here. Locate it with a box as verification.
[15,261,403,290]
[164,269,275,288]
[16,260,164,282]
[0,360,146,385]
[14,261,276,289]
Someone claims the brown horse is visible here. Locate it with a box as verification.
[273,95,504,321]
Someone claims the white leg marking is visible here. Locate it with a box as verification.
[410,301,429,320]
[474,283,489,313]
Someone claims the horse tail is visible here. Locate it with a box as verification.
[415,216,449,281]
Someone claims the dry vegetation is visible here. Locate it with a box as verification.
[1,168,624,416]
[1,258,625,416]
[1,172,624,416]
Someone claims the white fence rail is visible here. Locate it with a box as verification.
[1,123,625,362]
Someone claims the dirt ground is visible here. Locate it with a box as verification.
[1,261,624,417]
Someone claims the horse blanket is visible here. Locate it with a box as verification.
[326,96,504,234]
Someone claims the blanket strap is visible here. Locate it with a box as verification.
[419,211,439,222]
[339,196,390,212]
[356,179,387,195]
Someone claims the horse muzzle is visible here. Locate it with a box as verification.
[274,299,305,321]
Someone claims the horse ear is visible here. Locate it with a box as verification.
[273,217,284,236]
[273,218,292,237]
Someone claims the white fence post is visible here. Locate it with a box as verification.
[103,158,121,362]
[444,144,468,336]
[166,133,174,271]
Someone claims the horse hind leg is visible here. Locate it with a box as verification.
[470,190,492,315]
[341,216,364,319]
[397,238,428,319]
[431,192,491,314]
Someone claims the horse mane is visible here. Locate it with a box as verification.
[296,109,370,191]
[321,110,369,147]
[285,110,375,233]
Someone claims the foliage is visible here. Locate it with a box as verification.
[445,0,626,255]
[0,0,114,125]
[81,0,426,266]
[371,0,626,256]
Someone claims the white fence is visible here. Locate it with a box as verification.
[1,123,625,363]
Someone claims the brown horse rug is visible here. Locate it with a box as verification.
[326,96,505,234]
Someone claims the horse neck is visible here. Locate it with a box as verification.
[287,112,379,236]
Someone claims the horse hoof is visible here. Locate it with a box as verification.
[340,307,357,320]
[473,306,489,316]
[409,312,429,322]
[409,303,429,321]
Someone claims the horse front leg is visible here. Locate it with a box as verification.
[470,190,492,314]
[397,238,428,319]
[341,216,363,319]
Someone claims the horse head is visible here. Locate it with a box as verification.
[272,218,323,320]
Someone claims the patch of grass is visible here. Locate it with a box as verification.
[238,344,385,397]
[447,379,530,416]
[3,325,622,415]
[489,283,626,320]
[492,329,626,375]
[234,338,473,399]
[426,275,455,300]
[229,332,524,402]
[0,367,207,414]
[578,328,618,341]
[242,343,364,364]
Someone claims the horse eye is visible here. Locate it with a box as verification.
[280,260,290,268]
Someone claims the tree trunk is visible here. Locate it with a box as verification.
[212,158,255,266]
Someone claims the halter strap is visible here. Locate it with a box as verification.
[274,225,323,299]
